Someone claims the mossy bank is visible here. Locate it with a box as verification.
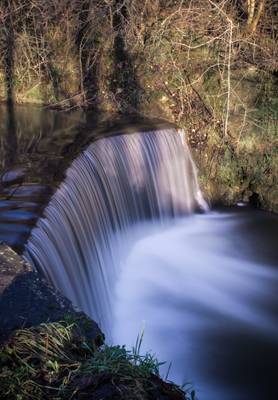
[0,243,192,400]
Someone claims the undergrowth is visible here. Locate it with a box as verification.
[0,321,192,400]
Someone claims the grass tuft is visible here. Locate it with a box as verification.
[0,321,191,400]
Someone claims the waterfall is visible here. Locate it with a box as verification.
[24,128,206,331]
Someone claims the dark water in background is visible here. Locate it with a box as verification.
[0,106,278,399]
[0,104,84,250]
[0,103,84,170]
[0,104,177,251]
[113,208,278,400]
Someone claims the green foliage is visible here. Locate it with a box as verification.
[0,322,188,400]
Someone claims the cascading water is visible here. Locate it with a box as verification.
[24,128,206,331]
[23,126,278,399]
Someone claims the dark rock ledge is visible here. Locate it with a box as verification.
[0,243,103,345]
[0,243,189,400]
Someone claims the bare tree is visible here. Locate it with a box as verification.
[246,0,265,33]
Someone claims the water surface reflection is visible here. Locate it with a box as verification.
[0,104,83,250]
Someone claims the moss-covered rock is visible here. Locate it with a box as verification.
[0,320,189,400]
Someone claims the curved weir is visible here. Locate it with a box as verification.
[24,128,206,330]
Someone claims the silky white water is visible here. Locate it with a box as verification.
[25,128,206,330]
[24,128,278,399]
[112,211,278,400]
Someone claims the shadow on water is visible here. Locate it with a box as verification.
[0,105,84,252]
[0,98,178,252]
[61,112,177,159]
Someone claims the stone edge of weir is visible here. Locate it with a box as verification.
[0,242,188,399]
[0,242,103,346]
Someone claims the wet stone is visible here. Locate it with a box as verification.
[0,243,103,345]
[0,243,31,295]
[1,168,26,187]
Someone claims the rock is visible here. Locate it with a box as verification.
[249,192,261,209]
[0,243,31,295]
[0,243,103,345]
[1,168,25,187]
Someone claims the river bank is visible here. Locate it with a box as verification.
[0,243,190,400]
[1,1,277,213]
